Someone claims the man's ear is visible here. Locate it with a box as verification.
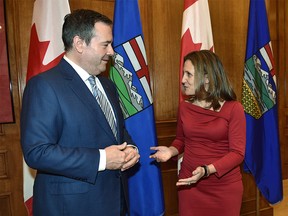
[73,36,84,53]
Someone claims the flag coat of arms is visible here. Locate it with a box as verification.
[24,0,70,214]
[241,0,283,205]
[110,0,165,215]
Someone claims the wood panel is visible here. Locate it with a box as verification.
[16,0,34,96]
[0,193,12,216]
[149,0,183,120]
[0,150,8,179]
[278,0,288,179]
[209,0,249,98]
[0,0,28,215]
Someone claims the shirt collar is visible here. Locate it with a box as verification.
[63,55,90,82]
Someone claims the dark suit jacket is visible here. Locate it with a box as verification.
[21,58,134,216]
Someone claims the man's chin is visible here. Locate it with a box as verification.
[101,62,109,69]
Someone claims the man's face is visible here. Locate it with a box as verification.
[81,22,114,76]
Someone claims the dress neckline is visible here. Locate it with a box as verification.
[184,100,227,113]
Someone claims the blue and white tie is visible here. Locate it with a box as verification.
[88,76,117,138]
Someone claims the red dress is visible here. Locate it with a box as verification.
[172,101,246,216]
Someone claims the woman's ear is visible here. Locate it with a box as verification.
[204,74,209,84]
[204,74,209,91]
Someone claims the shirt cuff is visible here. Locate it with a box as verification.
[126,144,139,153]
[98,149,106,171]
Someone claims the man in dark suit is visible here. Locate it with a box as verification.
[20,9,140,216]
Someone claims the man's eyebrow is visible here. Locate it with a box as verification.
[101,40,112,44]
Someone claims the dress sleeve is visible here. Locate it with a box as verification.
[171,105,185,155]
[213,102,246,177]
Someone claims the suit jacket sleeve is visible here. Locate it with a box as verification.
[21,74,101,184]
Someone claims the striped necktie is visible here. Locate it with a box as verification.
[88,76,117,138]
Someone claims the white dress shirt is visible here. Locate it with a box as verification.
[64,55,109,171]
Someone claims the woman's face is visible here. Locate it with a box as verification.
[181,60,195,96]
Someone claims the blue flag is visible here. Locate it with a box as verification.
[241,0,283,205]
[110,0,165,215]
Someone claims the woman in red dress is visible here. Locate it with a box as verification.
[150,50,246,216]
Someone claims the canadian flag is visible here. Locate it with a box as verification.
[178,0,214,170]
[179,0,214,102]
[24,0,70,214]
[26,0,70,81]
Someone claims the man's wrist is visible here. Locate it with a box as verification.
[126,144,138,153]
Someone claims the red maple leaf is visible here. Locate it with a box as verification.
[26,24,64,82]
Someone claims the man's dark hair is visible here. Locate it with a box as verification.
[62,9,113,51]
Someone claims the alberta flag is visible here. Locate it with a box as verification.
[110,0,165,215]
[241,0,283,205]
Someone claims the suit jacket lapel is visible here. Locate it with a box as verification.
[59,59,117,142]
